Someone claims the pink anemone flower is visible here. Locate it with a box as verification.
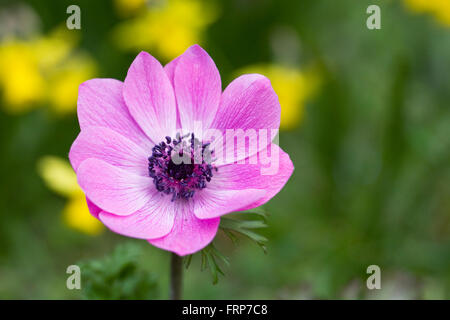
[69,45,293,256]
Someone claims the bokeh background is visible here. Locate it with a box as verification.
[0,0,449,299]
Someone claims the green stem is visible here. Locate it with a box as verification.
[169,253,183,300]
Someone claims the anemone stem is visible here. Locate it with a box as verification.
[169,253,183,300]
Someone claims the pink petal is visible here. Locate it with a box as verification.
[99,194,175,239]
[210,74,281,166]
[193,188,266,220]
[77,79,152,150]
[164,56,182,129]
[123,52,177,144]
[173,45,221,132]
[69,126,148,176]
[86,197,101,219]
[77,158,153,216]
[212,144,294,210]
[149,201,220,256]
[164,56,180,87]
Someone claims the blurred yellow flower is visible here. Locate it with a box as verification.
[0,42,45,111]
[37,156,103,235]
[114,0,148,17]
[237,64,320,130]
[404,0,450,26]
[47,54,96,113]
[113,0,218,60]
[0,26,96,114]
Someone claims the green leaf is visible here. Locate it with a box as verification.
[200,243,229,284]
[222,229,239,245]
[248,207,270,219]
[184,207,269,284]
[78,242,159,300]
[183,254,193,269]
[234,207,270,220]
[219,208,269,253]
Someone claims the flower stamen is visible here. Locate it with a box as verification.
[148,133,217,201]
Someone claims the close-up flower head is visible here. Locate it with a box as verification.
[69,45,293,256]
[0,0,449,307]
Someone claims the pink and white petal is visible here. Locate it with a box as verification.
[210,74,281,166]
[212,74,280,131]
[211,144,293,210]
[164,56,182,129]
[149,201,220,256]
[99,194,175,239]
[77,158,153,216]
[69,126,148,176]
[86,197,101,219]
[164,55,181,87]
[77,79,152,150]
[124,52,177,143]
[193,188,266,220]
[173,45,221,132]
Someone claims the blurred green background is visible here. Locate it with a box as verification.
[0,0,449,299]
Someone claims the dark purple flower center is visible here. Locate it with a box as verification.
[148,133,217,201]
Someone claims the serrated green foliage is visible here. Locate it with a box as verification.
[235,207,270,220]
[78,242,159,300]
[200,243,230,284]
[183,253,193,269]
[219,209,269,253]
[184,208,269,284]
